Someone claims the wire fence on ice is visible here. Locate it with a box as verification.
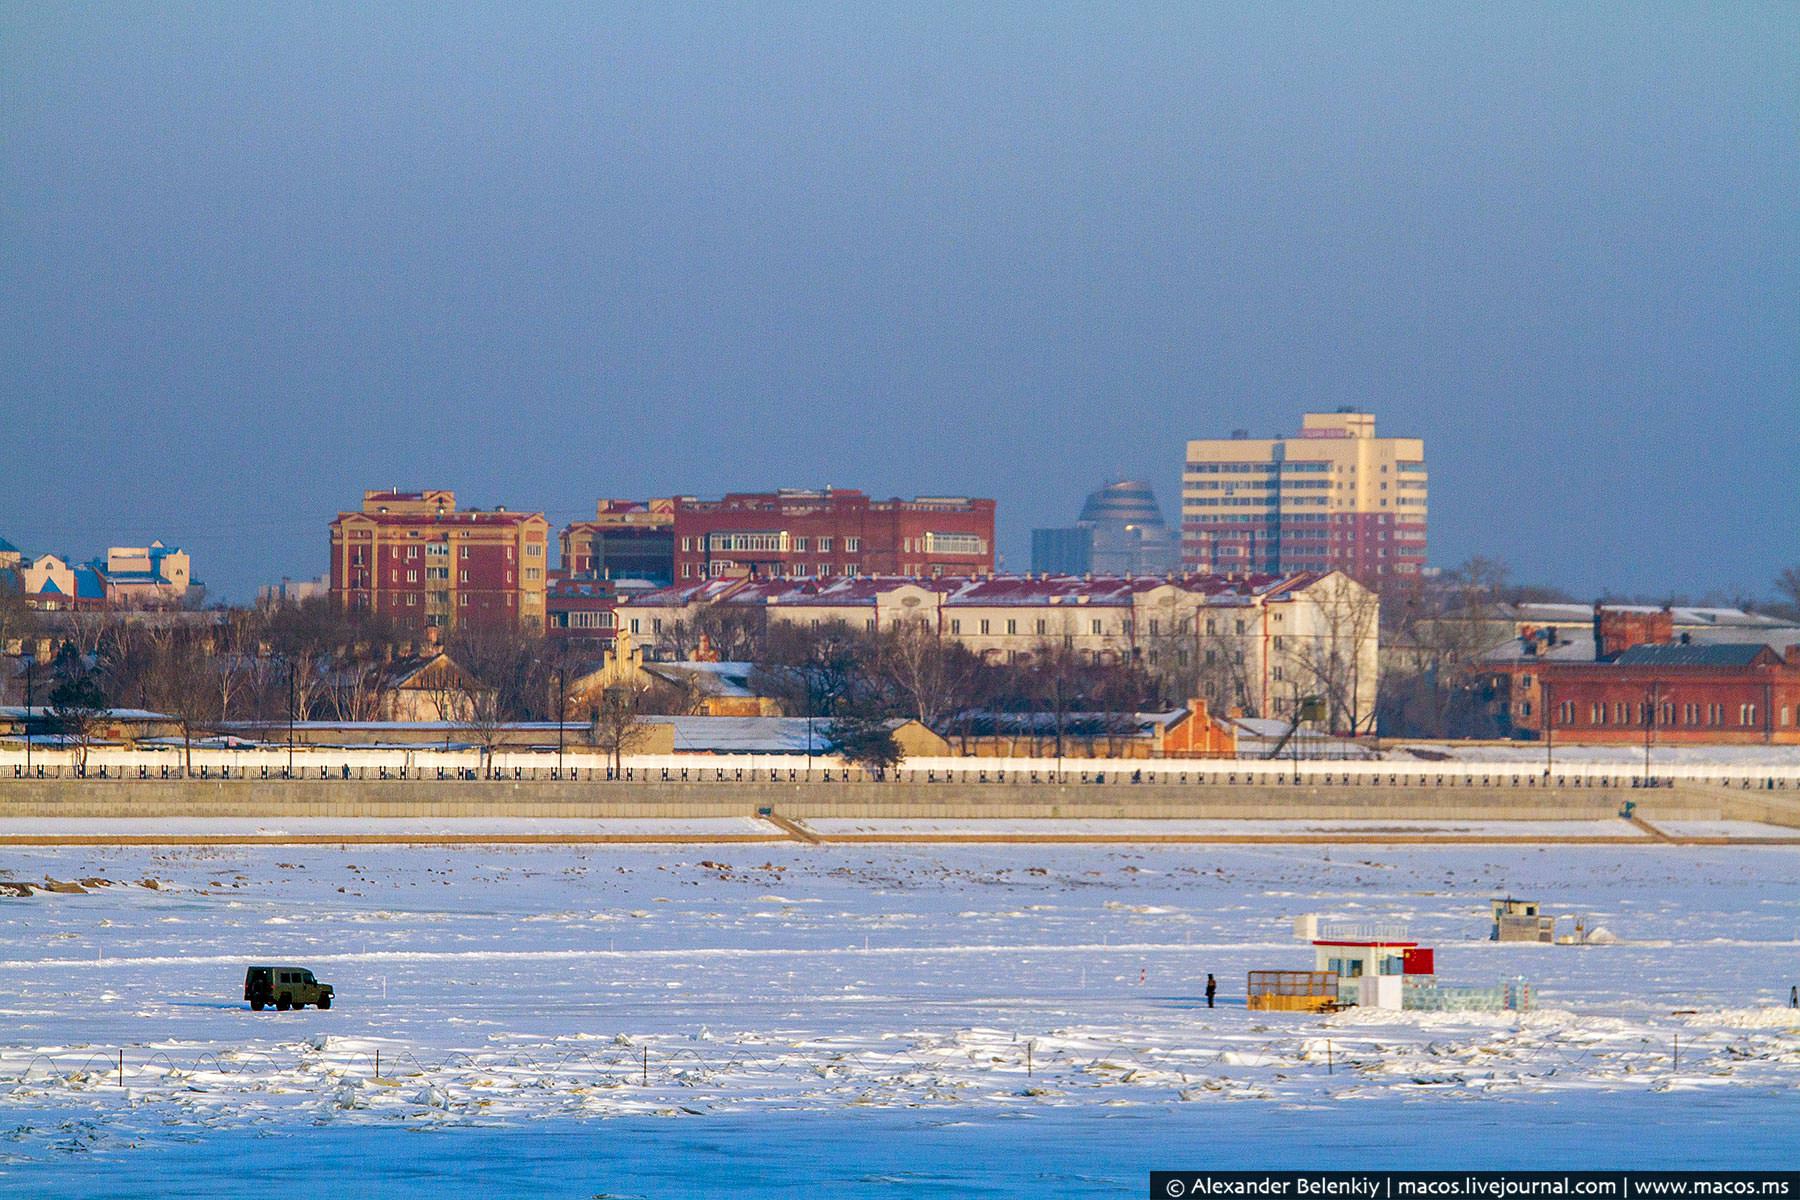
[2,1026,1774,1100]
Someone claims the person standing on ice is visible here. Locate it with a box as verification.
[1790,985,1797,1009]
[1205,974,1217,1009]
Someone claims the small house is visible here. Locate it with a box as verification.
[1294,914,1435,1009]
[1491,897,1557,943]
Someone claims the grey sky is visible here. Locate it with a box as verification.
[3,3,1795,602]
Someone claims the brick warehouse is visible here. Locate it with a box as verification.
[671,489,995,582]
[1489,608,1800,744]
[329,490,550,632]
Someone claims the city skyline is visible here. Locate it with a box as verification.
[4,6,1795,602]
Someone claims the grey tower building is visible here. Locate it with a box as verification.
[1031,480,1180,576]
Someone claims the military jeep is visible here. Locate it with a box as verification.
[244,965,334,1011]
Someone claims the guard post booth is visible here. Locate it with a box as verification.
[1294,915,1435,1010]
[1490,897,1557,943]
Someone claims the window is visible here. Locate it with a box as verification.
[460,545,470,559]
[979,619,991,635]
[1006,619,1017,635]
[525,567,541,580]
[846,537,860,552]
[709,531,788,553]
[817,537,832,553]
[459,594,469,606]
[681,537,691,552]
[794,537,808,552]
[406,595,416,606]
[1206,619,1217,636]
[1036,619,1047,635]
[526,543,542,556]
[1091,619,1102,636]
[1740,704,1758,725]
[652,619,663,634]
[1236,620,1247,635]
[459,570,469,583]
[922,531,986,556]
[407,570,417,583]
[630,618,640,634]
[950,619,961,635]
[1272,666,1284,682]
[681,563,692,579]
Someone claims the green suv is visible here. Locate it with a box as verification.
[244,965,335,1011]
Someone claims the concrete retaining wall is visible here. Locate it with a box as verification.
[0,779,1747,823]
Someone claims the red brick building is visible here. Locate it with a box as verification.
[671,489,995,582]
[1523,643,1800,745]
[545,575,621,649]
[329,490,550,632]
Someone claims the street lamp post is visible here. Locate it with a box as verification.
[1642,683,1658,788]
[1542,679,1553,778]
[556,667,567,777]
[287,660,297,778]
[23,657,34,776]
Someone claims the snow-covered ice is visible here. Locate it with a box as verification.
[0,839,1796,1192]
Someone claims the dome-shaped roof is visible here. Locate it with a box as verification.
[1079,480,1167,527]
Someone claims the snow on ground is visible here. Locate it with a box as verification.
[803,818,1653,839]
[0,817,775,839]
[0,841,1797,1182]
[1643,820,1800,840]
[1387,742,1800,767]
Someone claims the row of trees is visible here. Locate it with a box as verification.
[8,559,1797,760]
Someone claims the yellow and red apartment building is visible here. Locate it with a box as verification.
[558,498,676,586]
[1182,409,1427,584]
[329,490,549,632]
[671,489,996,582]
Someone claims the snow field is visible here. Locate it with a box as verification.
[0,841,1796,1166]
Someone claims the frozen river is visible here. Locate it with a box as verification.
[1,840,1797,1194]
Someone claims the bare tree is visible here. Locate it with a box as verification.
[454,673,509,772]
[588,682,654,775]
[875,620,974,730]
[1776,566,1800,621]
[0,581,36,664]
[132,625,221,774]
[1287,576,1382,735]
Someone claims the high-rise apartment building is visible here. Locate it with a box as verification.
[329,490,550,632]
[672,489,995,582]
[560,499,676,585]
[1181,409,1426,583]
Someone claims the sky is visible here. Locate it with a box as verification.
[2,3,1795,604]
